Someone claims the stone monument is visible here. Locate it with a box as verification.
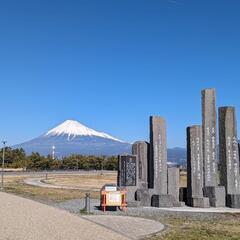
[167,167,180,202]
[132,141,151,206]
[132,141,149,188]
[117,155,138,203]
[187,125,209,207]
[219,107,240,208]
[202,88,218,186]
[202,88,225,207]
[149,116,167,194]
[149,116,179,207]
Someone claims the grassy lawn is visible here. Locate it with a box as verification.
[146,214,240,240]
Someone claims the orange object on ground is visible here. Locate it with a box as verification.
[100,190,127,212]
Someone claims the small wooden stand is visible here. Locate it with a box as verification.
[101,190,127,212]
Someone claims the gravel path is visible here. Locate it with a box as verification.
[0,192,128,240]
[53,198,100,214]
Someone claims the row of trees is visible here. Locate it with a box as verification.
[1,147,118,171]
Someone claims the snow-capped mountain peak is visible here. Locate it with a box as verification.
[45,120,123,142]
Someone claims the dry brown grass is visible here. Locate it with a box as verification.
[147,215,240,240]
[179,171,187,187]
[44,173,117,191]
[3,173,116,203]
[3,172,185,203]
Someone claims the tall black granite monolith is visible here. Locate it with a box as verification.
[149,116,167,195]
[187,125,209,207]
[219,107,240,208]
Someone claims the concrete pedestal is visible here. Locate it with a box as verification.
[151,194,181,208]
[226,194,240,208]
[135,188,151,207]
[203,186,226,207]
[191,197,210,208]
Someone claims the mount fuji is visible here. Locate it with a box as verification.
[13,120,131,157]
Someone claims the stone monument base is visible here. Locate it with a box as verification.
[125,186,138,203]
[203,186,226,207]
[226,194,240,208]
[179,201,186,207]
[135,189,151,206]
[151,194,180,208]
[126,201,141,208]
[191,197,210,208]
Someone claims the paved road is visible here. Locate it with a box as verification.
[4,170,116,177]
[0,191,128,240]
[0,192,164,240]
[83,215,164,240]
[24,177,100,191]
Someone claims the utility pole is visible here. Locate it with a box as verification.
[1,141,6,190]
[52,145,55,160]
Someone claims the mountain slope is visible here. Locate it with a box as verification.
[13,120,131,157]
[167,147,186,166]
[13,119,187,163]
[45,120,123,142]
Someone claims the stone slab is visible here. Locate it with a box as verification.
[118,155,138,202]
[219,107,240,195]
[191,197,210,208]
[203,186,226,207]
[187,125,204,205]
[151,194,175,208]
[132,141,149,188]
[226,194,240,208]
[202,88,218,187]
[149,116,167,194]
[167,167,180,202]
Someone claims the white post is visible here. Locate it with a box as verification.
[1,141,6,190]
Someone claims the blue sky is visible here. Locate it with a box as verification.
[0,0,240,147]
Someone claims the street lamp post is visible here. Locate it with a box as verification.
[1,141,6,190]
